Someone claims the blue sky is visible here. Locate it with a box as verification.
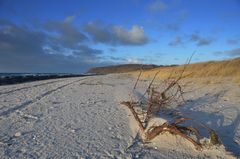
[0,0,240,73]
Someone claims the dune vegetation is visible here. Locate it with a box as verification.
[130,58,240,85]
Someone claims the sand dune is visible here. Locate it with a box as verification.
[130,58,240,84]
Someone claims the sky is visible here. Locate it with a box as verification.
[0,0,240,73]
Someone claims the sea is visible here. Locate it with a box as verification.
[0,73,79,78]
[0,73,93,85]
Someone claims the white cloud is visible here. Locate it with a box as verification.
[112,25,148,45]
[126,58,142,64]
[84,22,149,45]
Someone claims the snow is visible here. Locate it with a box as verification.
[0,74,239,158]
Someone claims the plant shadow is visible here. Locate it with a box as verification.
[177,93,240,156]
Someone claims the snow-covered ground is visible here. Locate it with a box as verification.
[0,74,239,158]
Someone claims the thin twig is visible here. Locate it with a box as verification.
[133,65,143,91]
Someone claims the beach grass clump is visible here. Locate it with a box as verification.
[234,76,240,86]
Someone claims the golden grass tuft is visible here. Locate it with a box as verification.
[234,76,240,86]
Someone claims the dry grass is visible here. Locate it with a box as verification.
[130,58,240,84]
[234,76,240,86]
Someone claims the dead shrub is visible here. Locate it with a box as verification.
[120,58,221,150]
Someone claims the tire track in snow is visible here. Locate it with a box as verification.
[0,77,88,117]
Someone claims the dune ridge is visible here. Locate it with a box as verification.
[130,58,240,83]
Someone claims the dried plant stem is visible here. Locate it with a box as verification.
[139,70,161,102]
[120,101,145,133]
[133,65,143,90]
[146,123,202,150]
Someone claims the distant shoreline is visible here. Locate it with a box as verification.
[0,74,98,86]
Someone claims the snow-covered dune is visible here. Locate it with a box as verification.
[0,74,239,158]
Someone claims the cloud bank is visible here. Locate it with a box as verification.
[214,48,240,57]
[0,19,104,73]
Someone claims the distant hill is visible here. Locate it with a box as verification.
[87,64,166,74]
